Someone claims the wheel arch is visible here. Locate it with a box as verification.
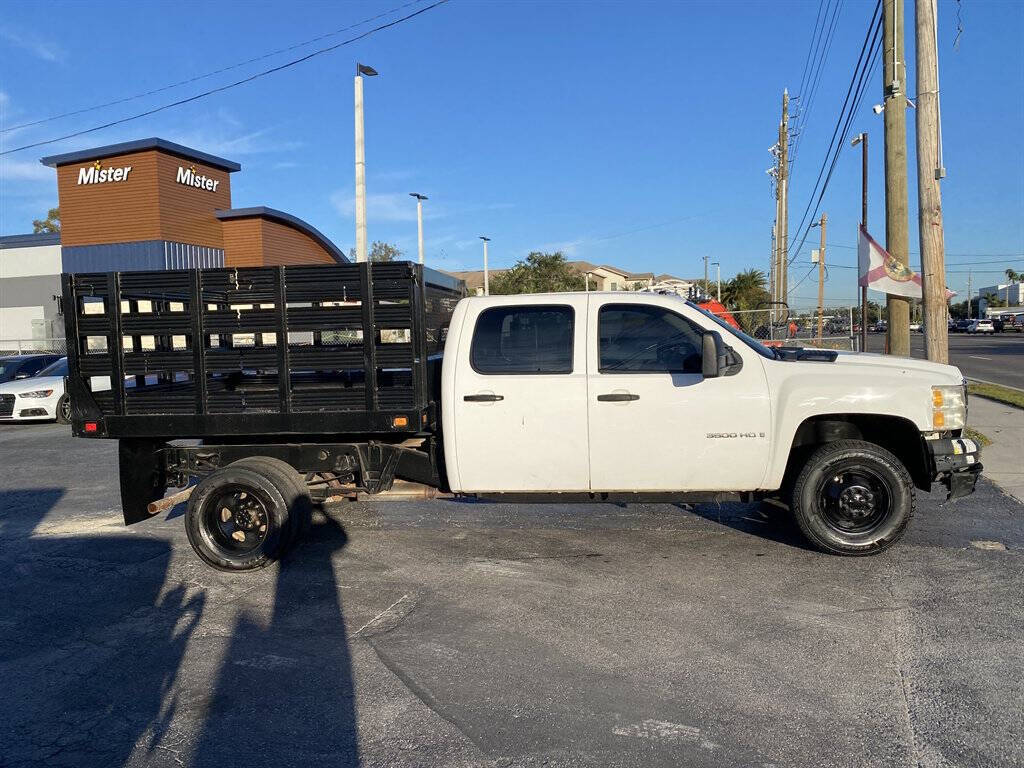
[781,413,931,492]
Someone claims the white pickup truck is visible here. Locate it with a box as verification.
[64,263,981,570]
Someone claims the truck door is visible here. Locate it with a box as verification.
[586,297,771,491]
[450,297,590,492]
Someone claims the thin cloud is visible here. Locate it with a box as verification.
[0,26,66,63]
[331,191,421,223]
[0,157,52,183]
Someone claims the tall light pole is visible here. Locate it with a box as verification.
[354,63,378,263]
[851,132,868,352]
[711,261,721,302]
[409,193,427,264]
[479,236,491,295]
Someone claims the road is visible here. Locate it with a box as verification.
[1,423,1022,767]
[862,332,1024,389]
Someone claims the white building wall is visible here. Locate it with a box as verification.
[0,243,62,278]
[0,306,45,339]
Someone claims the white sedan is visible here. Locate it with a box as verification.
[0,357,70,423]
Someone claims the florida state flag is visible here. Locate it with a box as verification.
[858,225,922,298]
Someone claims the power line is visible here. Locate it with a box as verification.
[787,1,881,271]
[791,0,844,172]
[0,0,450,156]
[0,0,429,135]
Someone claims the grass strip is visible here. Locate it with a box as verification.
[963,427,992,447]
[968,381,1024,410]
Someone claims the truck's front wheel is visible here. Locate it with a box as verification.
[791,439,914,556]
[185,466,292,571]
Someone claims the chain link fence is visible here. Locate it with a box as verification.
[0,338,68,356]
[705,306,860,351]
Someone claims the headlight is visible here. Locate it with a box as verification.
[20,389,54,398]
[931,385,966,430]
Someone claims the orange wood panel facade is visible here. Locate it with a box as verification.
[220,218,264,267]
[55,149,231,248]
[154,153,231,247]
[222,217,338,267]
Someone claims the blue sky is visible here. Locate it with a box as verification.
[1,0,1021,308]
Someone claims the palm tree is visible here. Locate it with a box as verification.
[1006,268,1020,284]
[722,268,769,310]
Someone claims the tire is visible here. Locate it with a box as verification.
[790,439,914,556]
[185,465,292,571]
[55,394,71,424]
[228,456,312,546]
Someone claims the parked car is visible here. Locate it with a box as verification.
[909,322,921,332]
[953,319,972,333]
[0,353,62,384]
[1007,314,1024,333]
[870,321,887,333]
[967,319,995,334]
[0,357,70,423]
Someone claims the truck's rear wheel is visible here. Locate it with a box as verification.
[791,439,914,556]
[229,456,312,545]
[185,466,292,571]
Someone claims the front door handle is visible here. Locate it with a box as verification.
[464,393,504,402]
[597,393,639,402]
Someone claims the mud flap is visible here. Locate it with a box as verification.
[119,438,168,525]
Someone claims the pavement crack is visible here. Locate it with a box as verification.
[364,638,488,756]
[887,573,923,768]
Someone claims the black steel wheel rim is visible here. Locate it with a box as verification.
[816,462,892,535]
[60,397,71,421]
[203,483,271,554]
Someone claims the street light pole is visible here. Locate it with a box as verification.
[712,261,721,302]
[409,193,427,264]
[479,237,491,295]
[354,63,378,263]
[851,132,868,352]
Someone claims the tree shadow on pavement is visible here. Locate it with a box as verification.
[0,488,204,768]
[189,511,358,767]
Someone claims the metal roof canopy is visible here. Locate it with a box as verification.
[40,138,241,173]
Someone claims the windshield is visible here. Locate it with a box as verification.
[686,301,777,360]
[38,358,68,377]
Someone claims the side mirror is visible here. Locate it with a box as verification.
[702,331,723,378]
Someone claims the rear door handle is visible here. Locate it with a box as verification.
[464,393,504,402]
[597,393,639,402]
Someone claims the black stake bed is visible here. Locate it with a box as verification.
[61,261,463,439]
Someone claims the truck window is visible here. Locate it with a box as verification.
[599,304,703,374]
[470,305,574,374]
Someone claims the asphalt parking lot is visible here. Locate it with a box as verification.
[2,423,1022,768]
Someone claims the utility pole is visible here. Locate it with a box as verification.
[967,270,972,319]
[916,0,949,363]
[851,132,869,352]
[769,224,777,313]
[479,236,491,296]
[882,0,910,355]
[713,261,721,302]
[814,213,827,342]
[703,255,709,297]
[778,90,790,309]
[354,63,378,263]
[409,193,427,264]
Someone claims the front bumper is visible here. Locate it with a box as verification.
[927,437,982,500]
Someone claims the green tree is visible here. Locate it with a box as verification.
[721,268,769,311]
[489,251,586,295]
[346,241,404,262]
[1006,268,1020,283]
[33,207,60,233]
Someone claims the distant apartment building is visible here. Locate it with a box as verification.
[978,281,1024,316]
[444,260,694,296]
